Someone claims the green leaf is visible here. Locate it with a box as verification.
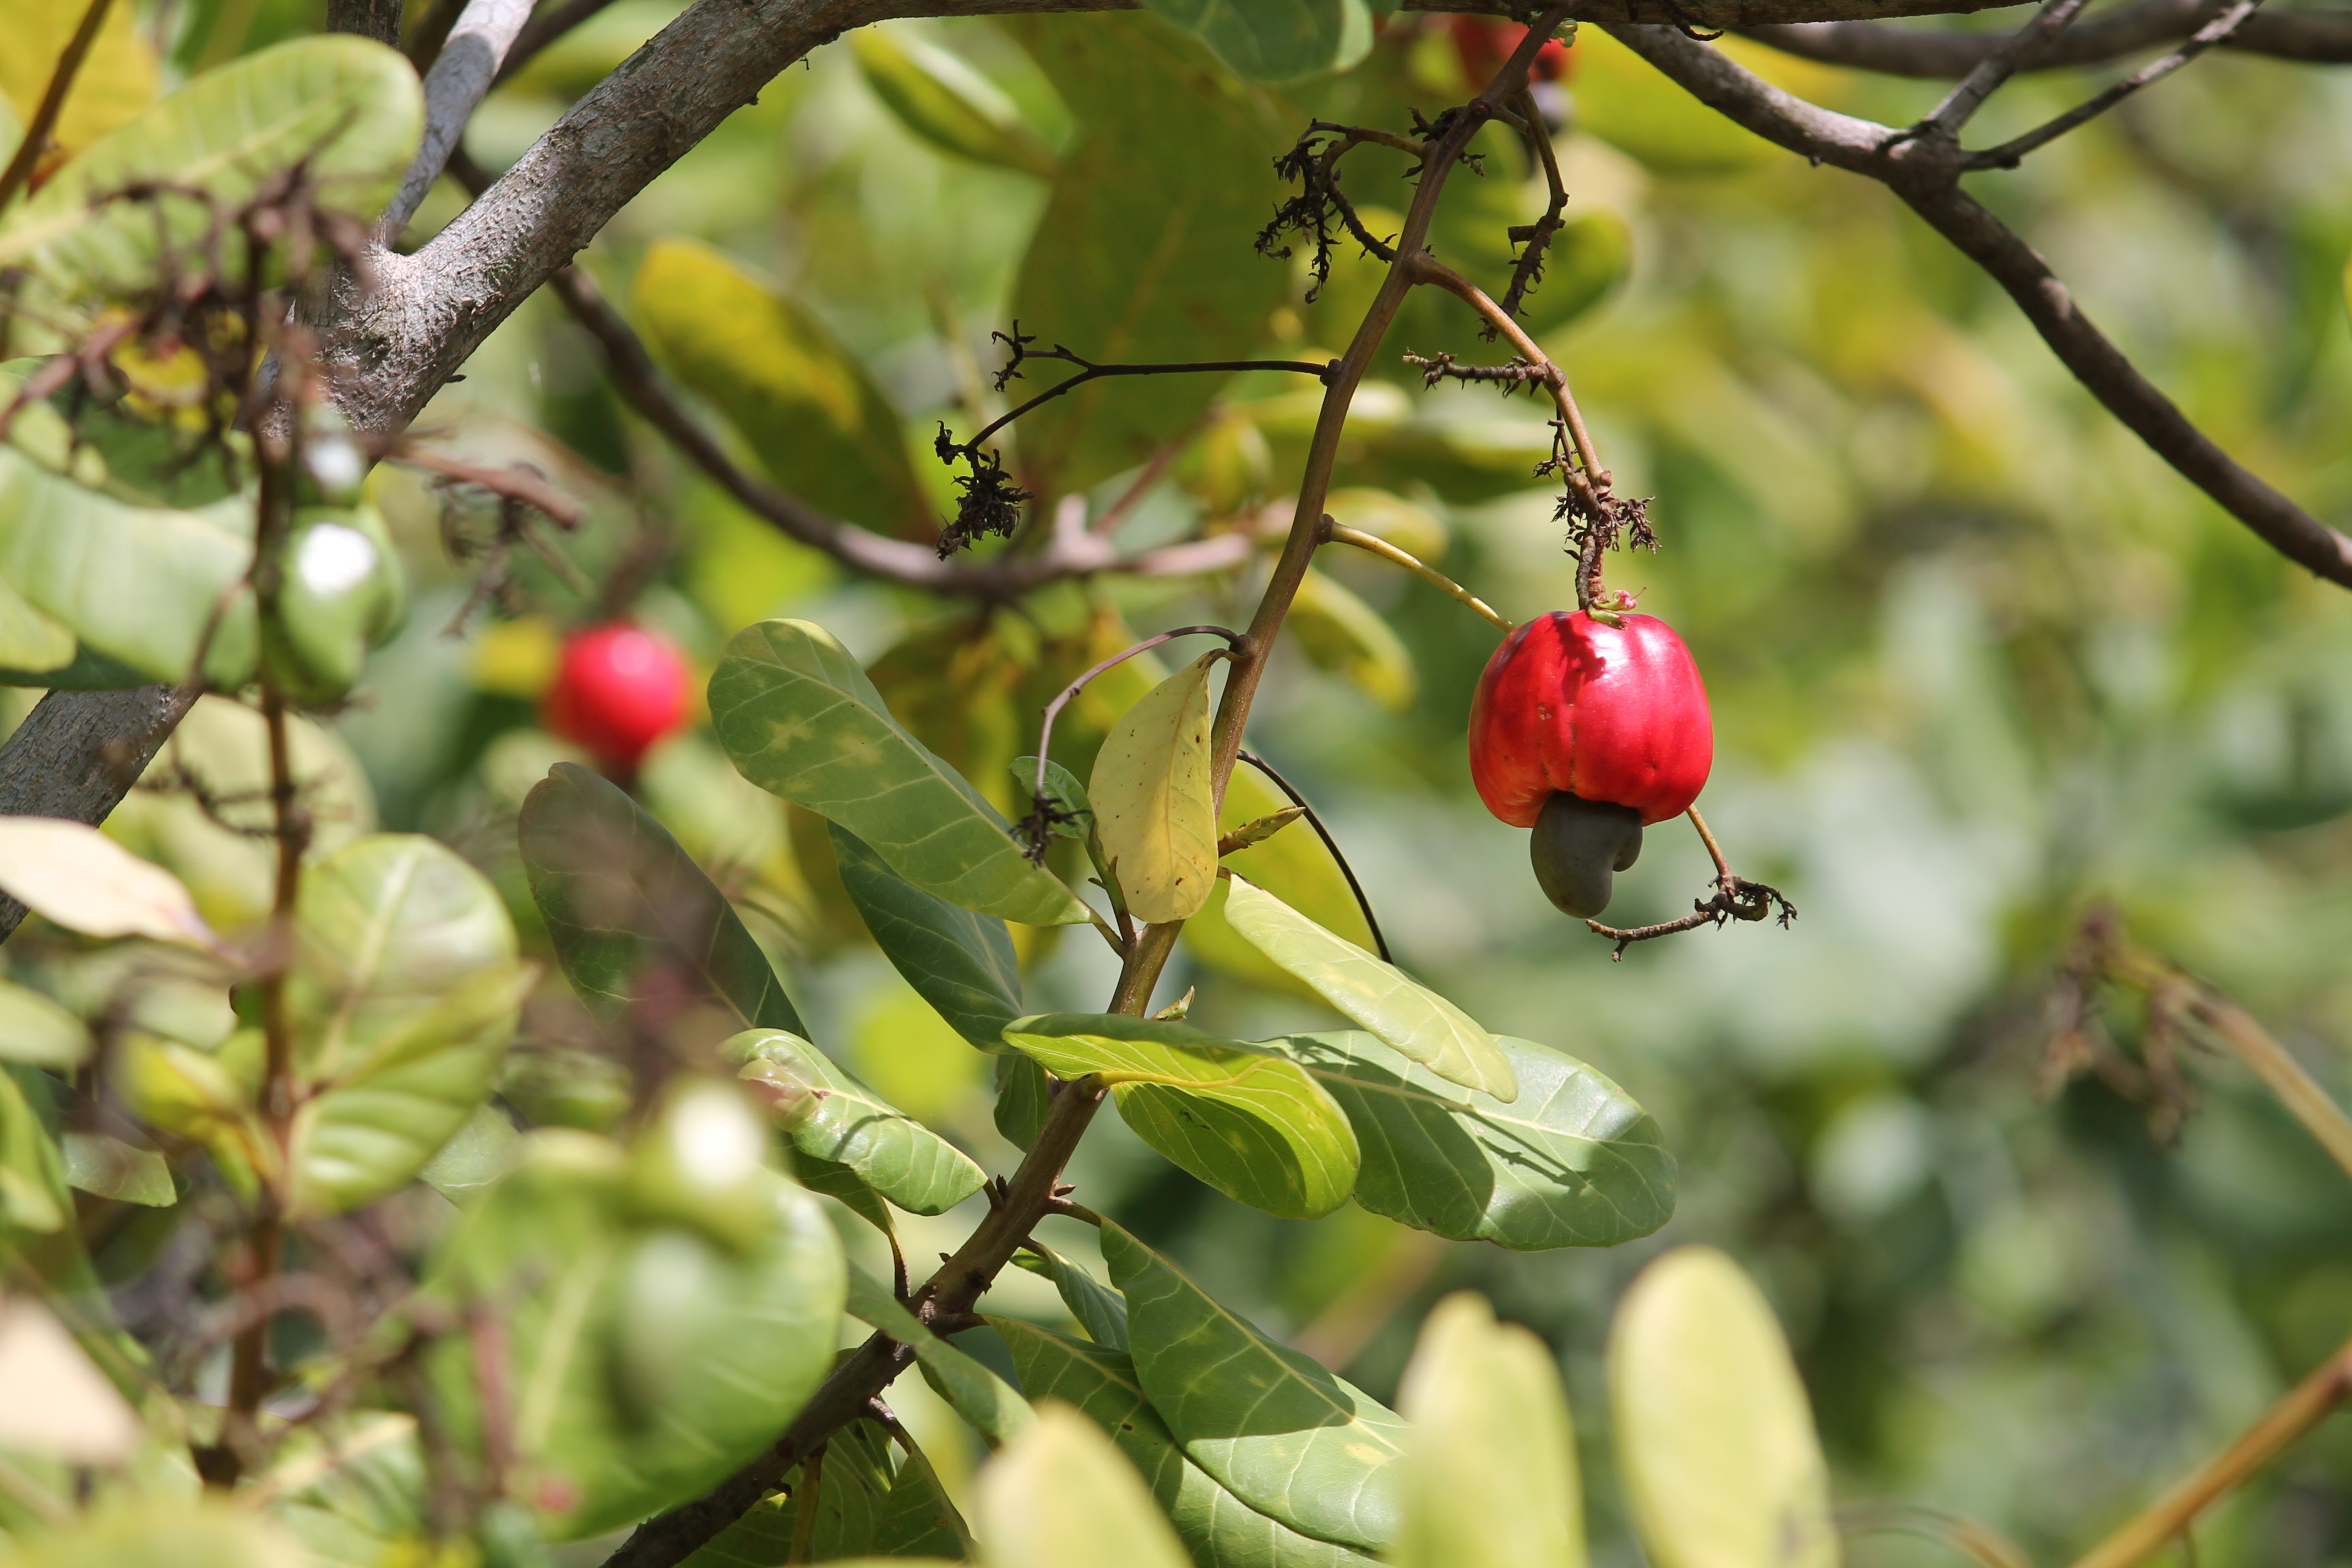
[844,1262,1037,1449]
[0,1498,311,1568]
[793,1151,899,1238]
[1289,568,1415,713]
[423,1126,846,1540]
[680,1418,896,1566]
[61,1132,175,1206]
[1003,1014,1358,1219]
[731,1028,986,1216]
[1272,1031,1674,1250]
[830,821,1023,1049]
[1392,1293,1585,1568]
[0,36,424,295]
[519,761,808,1035]
[1104,1221,1406,1551]
[1222,876,1517,1103]
[633,239,932,539]
[853,26,1060,178]
[1608,1248,1838,1568]
[287,834,535,1216]
[417,1103,523,1209]
[976,1402,1192,1568]
[994,1051,1052,1151]
[1090,652,1220,925]
[710,619,1090,927]
[1182,764,1375,996]
[1011,1239,1129,1349]
[997,1319,1378,1568]
[1011,754,1095,839]
[1003,13,1294,494]
[1144,0,1373,83]
[0,977,94,1069]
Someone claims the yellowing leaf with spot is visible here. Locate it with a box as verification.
[0,818,217,948]
[1609,1247,1839,1568]
[1089,652,1219,924]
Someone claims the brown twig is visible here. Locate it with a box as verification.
[1919,0,2095,137]
[1745,0,2352,78]
[388,442,585,528]
[1586,804,1796,959]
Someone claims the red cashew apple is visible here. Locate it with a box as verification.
[1446,17,1572,86]
[1468,611,1713,918]
[543,623,694,774]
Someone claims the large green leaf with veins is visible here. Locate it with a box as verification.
[1003,1014,1358,1219]
[829,821,1023,1048]
[1271,1032,1674,1250]
[709,619,1090,927]
[286,834,534,1216]
[997,1318,1378,1568]
[519,762,807,1035]
[1222,877,1517,1103]
[1104,1221,1406,1552]
[730,1029,984,1216]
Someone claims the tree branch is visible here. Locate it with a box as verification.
[383,0,534,236]
[325,0,405,46]
[1746,0,2352,76]
[1920,0,2093,136]
[1603,23,2352,589]
[1963,0,2264,169]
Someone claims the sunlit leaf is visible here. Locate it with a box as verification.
[732,1028,986,1216]
[1104,1220,1405,1551]
[1182,764,1374,996]
[830,821,1023,1049]
[0,818,217,948]
[1609,1247,1838,1568]
[0,1499,310,1568]
[1222,877,1517,1103]
[976,1402,1192,1568]
[1289,568,1415,713]
[1011,1238,1129,1349]
[1392,1292,1585,1568]
[634,239,932,540]
[518,761,809,1037]
[710,618,1090,926]
[853,26,1059,178]
[1090,652,1221,924]
[422,1126,846,1540]
[997,1318,1378,1567]
[845,1262,1037,1449]
[1142,0,1374,83]
[1272,1031,1674,1249]
[1004,1014,1358,1218]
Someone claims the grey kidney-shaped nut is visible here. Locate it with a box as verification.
[1529,792,1643,918]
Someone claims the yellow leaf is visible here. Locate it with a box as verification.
[0,1,160,181]
[1088,652,1219,925]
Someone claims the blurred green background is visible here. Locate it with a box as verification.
[35,3,2352,1562]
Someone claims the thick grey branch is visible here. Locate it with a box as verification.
[1747,0,2352,74]
[325,0,405,45]
[1605,22,2352,589]
[0,685,199,941]
[383,0,533,235]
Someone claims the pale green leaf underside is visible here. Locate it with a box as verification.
[1272,1032,1674,1250]
[1222,877,1517,1103]
[1003,1014,1358,1219]
[830,821,1023,1049]
[1104,1221,1406,1552]
[731,1028,984,1216]
[709,619,1088,926]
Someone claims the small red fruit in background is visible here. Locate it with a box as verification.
[1447,17,1571,87]
[1468,611,1712,917]
[543,623,693,774]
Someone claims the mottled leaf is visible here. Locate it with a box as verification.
[1222,877,1516,1103]
[1090,653,1220,924]
[1272,1031,1674,1250]
[732,1028,985,1216]
[830,821,1023,1049]
[976,1403,1191,1568]
[1104,1221,1405,1551]
[709,619,1090,926]
[1004,1014,1358,1219]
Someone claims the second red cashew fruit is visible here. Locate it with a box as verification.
[1468,610,1714,919]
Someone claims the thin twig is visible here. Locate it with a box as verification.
[1965,0,2266,168]
[1234,749,1391,963]
[1745,0,2352,78]
[1323,521,1512,634]
[384,0,535,237]
[1586,805,1795,959]
[0,0,115,214]
[1921,0,2095,136]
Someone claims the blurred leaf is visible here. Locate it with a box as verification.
[0,1066,69,1234]
[287,834,534,1215]
[0,0,160,176]
[996,1317,1377,1567]
[1104,1219,1406,1551]
[868,617,1029,818]
[1143,0,1373,83]
[853,26,1060,178]
[261,508,409,707]
[0,37,423,295]
[115,1029,263,1196]
[1567,31,1778,176]
[0,977,92,1069]
[422,1126,845,1540]
[1289,568,1415,712]
[1223,876,1516,1103]
[1392,1292,1585,1568]
[1011,753,1095,839]
[1011,1238,1129,1349]
[976,1402,1192,1568]
[0,1500,309,1568]
[1004,13,1294,494]
[1091,652,1221,923]
[417,1102,524,1209]
[634,238,931,540]
[0,818,217,948]
[0,1067,142,1380]
[710,619,1090,926]
[1608,1248,1838,1568]
[846,1263,1037,1448]
[1521,211,1633,338]
[60,1131,173,1206]
[831,821,1024,1049]
[1322,487,1446,564]
[731,1027,986,1215]
[1275,1031,1673,1249]
[1005,1013,1359,1218]
[994,1050,1052,1151]
[0,1295,141,1464]
[1183,765,1374,994]
[0,573,76,674]
[518,761,809,1036]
